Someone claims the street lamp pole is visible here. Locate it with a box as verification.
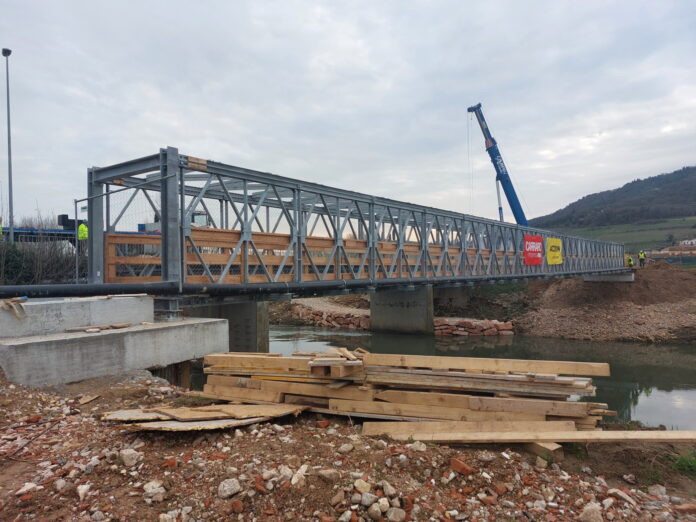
[2,48,13,243]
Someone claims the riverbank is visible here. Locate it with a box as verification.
[1,371,696,520]
[270,263,696,343]
[515,263,696,342]
[269,298,516,337]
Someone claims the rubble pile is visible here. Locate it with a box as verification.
[434,317,514,337]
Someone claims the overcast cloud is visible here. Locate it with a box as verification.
[0,0,694,223]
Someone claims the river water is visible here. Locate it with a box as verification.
[266,325,696,430]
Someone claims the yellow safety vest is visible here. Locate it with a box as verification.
[78,223,89,240]
[639,252,646,259]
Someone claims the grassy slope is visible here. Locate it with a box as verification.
[551,216,696,253]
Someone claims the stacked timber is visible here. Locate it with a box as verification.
[197,350,614,437]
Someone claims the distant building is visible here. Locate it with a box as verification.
[679,238,696,246]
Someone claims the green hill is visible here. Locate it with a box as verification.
[528,166,696,252]
[529,166,696,229]
[552,216,696,253]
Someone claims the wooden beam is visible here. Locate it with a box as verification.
[206,375,376,401]
[362,353,610,377]
[364,373,591,398]
[467,396,594,417]
[385,430,696,443]
[375,390,470,408]
[362,420,576,437]
[328,399,545,422]
[375,390,595,417]
[202,384,282,403]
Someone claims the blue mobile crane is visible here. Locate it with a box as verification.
[467,103,528,226]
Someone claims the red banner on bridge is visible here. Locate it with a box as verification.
[523,234,543,265]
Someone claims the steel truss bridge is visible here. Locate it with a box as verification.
[83,147,625,296]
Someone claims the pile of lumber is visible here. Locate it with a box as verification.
[196,349,618,439]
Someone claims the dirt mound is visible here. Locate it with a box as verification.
[327,293,370,309]
[535,262,696,309]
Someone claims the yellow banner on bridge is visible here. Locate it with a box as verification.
[546,237,563,265]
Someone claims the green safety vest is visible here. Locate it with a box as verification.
[78,223,89,240]
[639,252,646,259]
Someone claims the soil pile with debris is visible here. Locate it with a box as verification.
[517,263,696,342]
[2,371,696,520]
[269,296,369,327]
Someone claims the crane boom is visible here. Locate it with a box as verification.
[467,103,528,226]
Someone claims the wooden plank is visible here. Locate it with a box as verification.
[362,353,610,377]
[154,404,305,421]
[102,409,170,422]
[375,390,470,408]
[524,442,564,462]
[328,399,545,422]
[130,416,268,432]
[251,375,334,384]
[364,373,591,398]
[307,407,447,422]
[204,354,310,371]
[374,390,593,418]
[204,367,317,378]
[362,420,576,437]
[386,430,696,443]
[226,352,281,357]
[367,367,591,388]
[206,375,376,401]
[467,396,593,417]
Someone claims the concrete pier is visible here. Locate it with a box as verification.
[0,318,227,387]
[185,302,269,352]
[370,286,434,334]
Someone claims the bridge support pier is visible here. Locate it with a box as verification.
[186,302,269,352]
[370,286,434,335]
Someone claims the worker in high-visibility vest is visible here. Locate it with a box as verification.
[638,250,646,267]
[78,223,89,241]
[627,255,634,268]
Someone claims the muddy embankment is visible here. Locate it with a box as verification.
[270,263,696,343]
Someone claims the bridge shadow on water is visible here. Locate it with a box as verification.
[268,325,696,430]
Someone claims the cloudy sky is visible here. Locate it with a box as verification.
[0,1,694,224]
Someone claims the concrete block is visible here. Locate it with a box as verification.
[0,295,154,339]
[0,318,226,387]
[370,286,434,334]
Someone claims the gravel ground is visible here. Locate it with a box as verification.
[2,372,696,521]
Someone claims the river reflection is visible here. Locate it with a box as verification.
[268,325,696,430]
